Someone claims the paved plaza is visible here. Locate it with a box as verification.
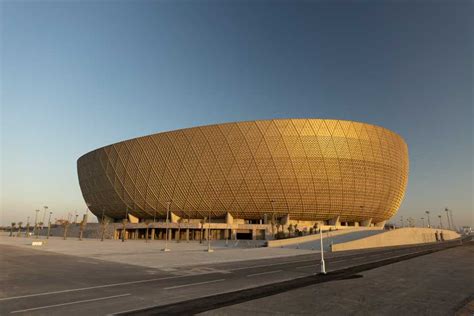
[0,233,315,270]
[201,241,474,316]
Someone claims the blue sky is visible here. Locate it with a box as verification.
[1,0,472,227]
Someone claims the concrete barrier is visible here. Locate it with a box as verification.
[266,227,383,248]
[331,227,461,252]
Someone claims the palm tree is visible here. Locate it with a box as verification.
[37,222,43,238]
[101,217,109,241]
[270,214,276,237]
[17,222,23,237]
[62,220,70,240]
[121,218,128,242]
[79,216,87,241]
[177,218,182,243]
[200,217,206,244]
[10,222,16,237]
[288,223,294,237]
[144,220,150,242]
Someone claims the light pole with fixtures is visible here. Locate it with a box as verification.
[47,211,53,239]
[425,211,431,228]
[162,201,171,251]
[25,216,30,237]
[207,210,213,253]
[270,200,276,238]
[449,209,456,231]
[319,225,326,274]
[41,206,48,230]
[445,208,451,230]
[34,209,40,238]
[122,206,129,242]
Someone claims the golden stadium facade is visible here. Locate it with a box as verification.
[77,119,408,225]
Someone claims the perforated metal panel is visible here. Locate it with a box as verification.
[77,119,409,223]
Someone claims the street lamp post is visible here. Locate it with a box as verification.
[152,208,157,241]
[34,209,40,238]
[122,206,129,242]
[420,217,425,228]
[438,215,443,229]
[207,210,213,253]
[425,211,431,228]
[47,212,52,239]
[41,206,48,230]
[270,200,276,238]
[449,209,456,231]
[162,201,171,252]
[445,208,451,230]
[25,216,30,237]
[100,207,107,242]
[319,226,326,274]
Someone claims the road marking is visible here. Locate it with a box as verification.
[247,270,282,277]
[77,260,99,265]
[229,258,315,271]
[10,293,131,314]
[164,279,226,290]
[296,265,316,269]
[0,275,189,301]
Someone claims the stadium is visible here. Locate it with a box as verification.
[77,119,409,240]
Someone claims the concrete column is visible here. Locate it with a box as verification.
[281,214,290,225]
[252,228,257,240]
[186,228,189,242]
[151,228,155,240]
[328,216,340,226]
[135,229,139,239]
[231,229,237,240]
[361,218,372,227]
[374,220,386,228]
[226,212,234,225]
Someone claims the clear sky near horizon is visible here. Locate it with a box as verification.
[1,1,472,227]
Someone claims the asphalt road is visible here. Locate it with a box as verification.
[0,238,466,315]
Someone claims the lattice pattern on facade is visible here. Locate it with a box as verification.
[77,119,409,223]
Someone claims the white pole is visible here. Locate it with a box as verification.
[207,210,214,252]
[320,226,326,274]
[162,201,171,252]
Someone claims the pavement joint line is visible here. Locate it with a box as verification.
[111,274,314,315]
[0,256,352,301]
[164,279,226,290]
[120,244,462,315]
[10,293,131,314]
[0,275,190,301]
[295,265,317,269]
[228,258,316,271]
[229,248,421,272]
[246,270,282,277]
